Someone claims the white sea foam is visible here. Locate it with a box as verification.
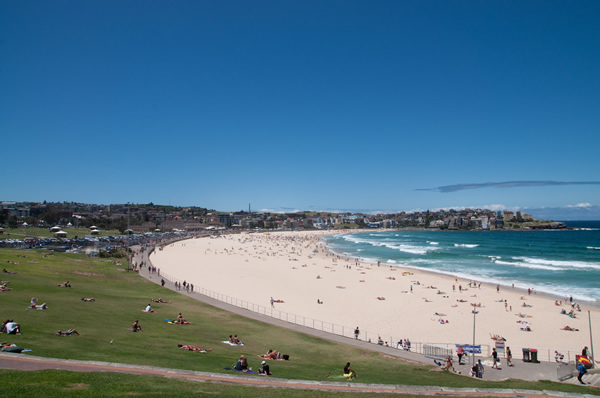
[428,241,439,245]
[494,259,565,271]
[515,257,600,271]
[386,259,397,264]
[454,244,479,248]
[340,234,438,255]
[588,247,600,250]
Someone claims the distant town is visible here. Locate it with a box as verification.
[0,201,566,234]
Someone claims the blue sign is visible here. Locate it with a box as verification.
[457,344,481,354]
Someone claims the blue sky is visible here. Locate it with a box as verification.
[2,1,599,219]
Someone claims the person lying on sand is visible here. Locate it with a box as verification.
[561,326,579,331]
[178,344,211,352]
[516,313,532,318]
[377,297,386,300]
[520,326,532,332]
[56,329,79,336]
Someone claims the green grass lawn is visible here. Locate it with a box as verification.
[1,247,597,396]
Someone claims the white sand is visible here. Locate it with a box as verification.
[151,230,599,357]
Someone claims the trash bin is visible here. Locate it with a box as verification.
[522,348,530,362]
[530,348,539,363]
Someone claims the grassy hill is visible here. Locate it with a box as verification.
[1,247,596,396]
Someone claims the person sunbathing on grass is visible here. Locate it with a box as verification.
[57,281,71,288]
[178,344,212,352]
[152,298,170,303]
[132,320,142,332]
[0,285,12,292]
[344,362,358,379]
[260,349,281,360]
[234,355,249,371]
[81,297,95,302]
[3,269,17,274]
[56,329,79,336]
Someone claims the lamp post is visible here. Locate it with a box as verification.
[590,311,595,368]
[472,309,477,367]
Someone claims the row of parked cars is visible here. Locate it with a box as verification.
[0,231,192,250]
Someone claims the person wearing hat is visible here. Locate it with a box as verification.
[259,360,271,376]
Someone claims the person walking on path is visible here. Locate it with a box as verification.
[491,347,499,369]
[354,327,360,340]
[457,345,464,365]
[506,347,513,367]
[270,297,274,308]
[577,362,588,384]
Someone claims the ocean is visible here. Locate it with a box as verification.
[324,221,600,303]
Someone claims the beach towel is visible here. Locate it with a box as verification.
[221,341,244,346]
[224,367,256,374]
[27,305,48,310]
[164,319,193,325]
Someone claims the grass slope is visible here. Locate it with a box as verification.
[0,247,597,395]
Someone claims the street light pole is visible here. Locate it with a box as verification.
[472,309,477,367]
[590,311,595,369]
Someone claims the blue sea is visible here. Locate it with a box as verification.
[324,221,600,303]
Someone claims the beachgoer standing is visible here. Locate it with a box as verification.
[477,359,484,378]
[270,297,274,308]
[582,346,590,357]
[161,278,165,287]
[491,348,499,369]
[354,327,360,340]
[457,345,464,365]
[506,347,513,367]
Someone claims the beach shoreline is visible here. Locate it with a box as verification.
[151,230,600,358]
[322,235,600,309]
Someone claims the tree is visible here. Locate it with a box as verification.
[8,216,18,229]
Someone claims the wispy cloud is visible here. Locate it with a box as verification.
[418,181,600,193]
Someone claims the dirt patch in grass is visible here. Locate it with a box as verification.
[72,271,103,277]
[65,383,89,390]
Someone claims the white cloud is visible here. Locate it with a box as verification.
[566,203,592,208]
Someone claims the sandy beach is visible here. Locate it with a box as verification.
[151,230,599,358]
